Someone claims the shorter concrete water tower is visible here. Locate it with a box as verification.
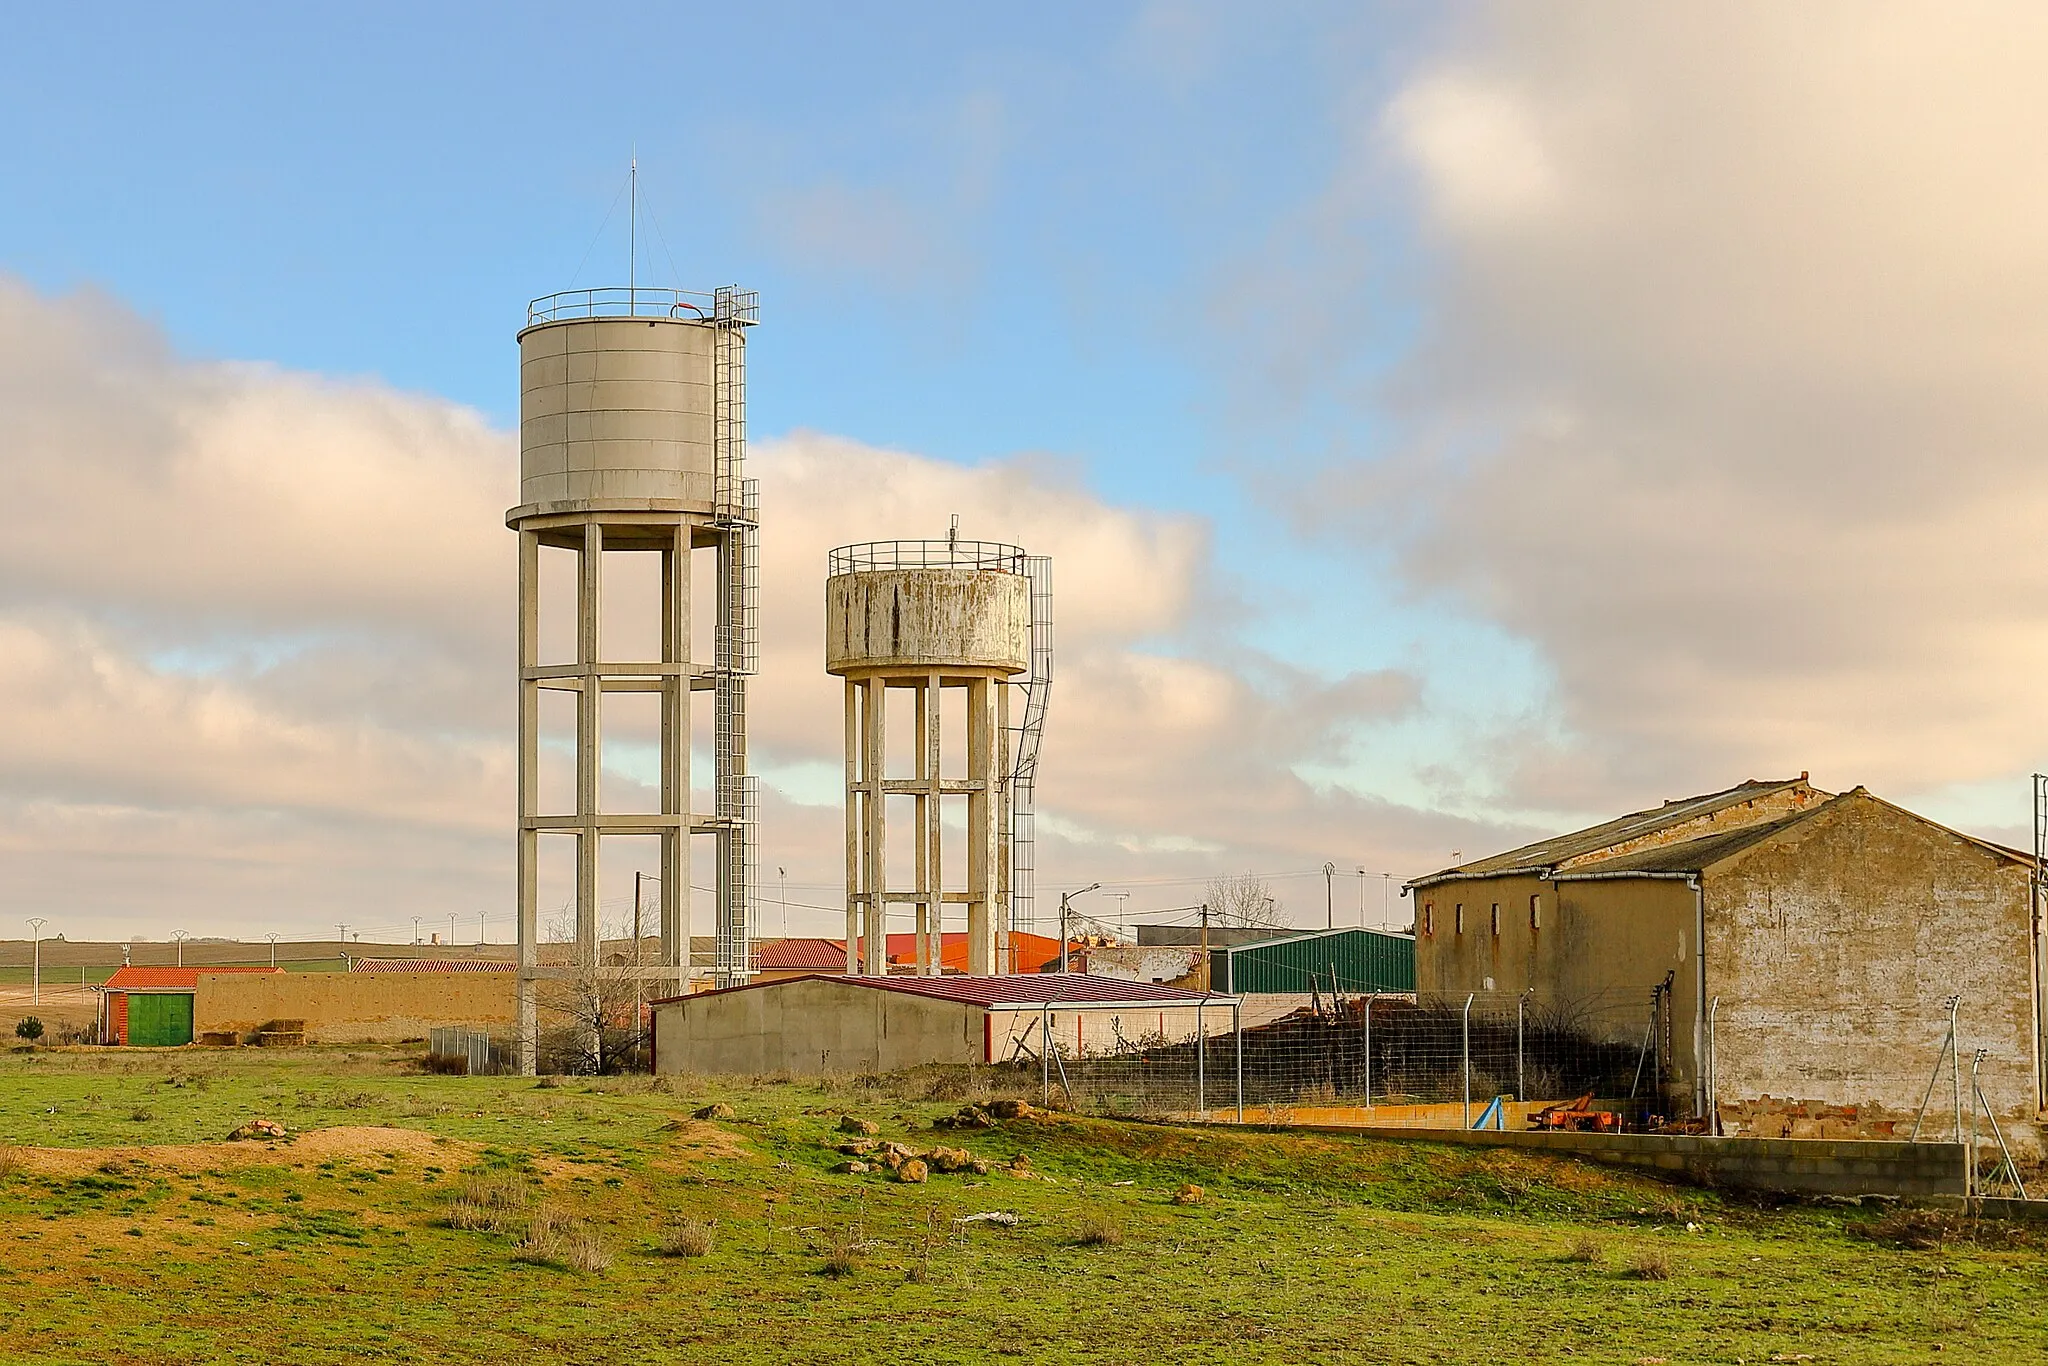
[826,532,1051,976]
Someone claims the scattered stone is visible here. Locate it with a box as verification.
[954,1211,1019,1228]
[830,1160,870,1175]
[226,1119,289,1142]
[968,1158,992,1176]
[896,1158,929,1184]
[834,1139,877,1156]
[989,1099,1033,1120]
[925,1146,973,1173]
[693,1103,736,1121]
[879,1148,906,1172]
[838,1116,879,1136]
[1008,1154,1032,1171]
[1172,1183,1204,1206]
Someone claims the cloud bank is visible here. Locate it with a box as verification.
[0,277,1435,939]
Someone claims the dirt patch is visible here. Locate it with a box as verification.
[653,1117,748,1163]
[9,1125,464,1177]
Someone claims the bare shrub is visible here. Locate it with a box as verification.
[558,1221,612,1273]
[1074,1214,1125,1247]
[822,1232,862,1277]
[1854,1208,1956,1250]
[1627,1248,1672,1281]
[659,1218,715,1258]
[447,1172,529,1232]
[1564,1235,1603,1264]
[0,1146,23,1181]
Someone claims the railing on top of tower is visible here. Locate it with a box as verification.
[828,540,1028,575]
[525,286,761,327]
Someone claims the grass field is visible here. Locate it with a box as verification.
[0,1046,2042,1365]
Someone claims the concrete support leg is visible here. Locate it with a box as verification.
[516,529,539,1074]
[862,677,888,975]
[926,669,943,976]
[660,526,691,997]
[843,677,860,973]
[966,677,997,975]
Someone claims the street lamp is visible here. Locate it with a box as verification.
[1382,872,1394,929]
[1355,867,1369,926]
[778,867,788,938]
[26,918,46,1006]
[1323,862,1337,929]
[1058,883,1102,973]
[170,929,190,966]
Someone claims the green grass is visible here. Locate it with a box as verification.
[0,1047,2042,1364]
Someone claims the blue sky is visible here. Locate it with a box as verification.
[7,4,2046,939]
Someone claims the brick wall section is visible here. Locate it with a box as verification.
[196,972,514,1043]
[1705,793,2039,1122]
[1326,1125,1968,1197]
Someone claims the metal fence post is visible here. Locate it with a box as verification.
[1233,998,1243,1123]
[1462,992,1475,1129]
[1197,994,1208,1121]
[1363,993,1375,1110]
[1040,1003,1051,1107]
[1516,990,1529,1102]
[1706,995,1720,1136]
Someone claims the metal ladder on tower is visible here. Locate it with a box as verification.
[712,286,760,988]
[1008,556,1053,953]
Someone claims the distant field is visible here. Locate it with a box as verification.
[0,1047,2042,1365]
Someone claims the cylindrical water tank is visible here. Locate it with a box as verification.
[516,316,716,511]
[826,563,1030,676]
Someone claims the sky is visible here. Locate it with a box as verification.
[5,2,2048,946]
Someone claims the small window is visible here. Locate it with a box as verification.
[1422,902,1434,936]
[1455,903,1465,934]
[1490,904,1500,936]
[1529,893,1542,930]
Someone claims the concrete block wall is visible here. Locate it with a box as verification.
[1334,1125,1971,1198]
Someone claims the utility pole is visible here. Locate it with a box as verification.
[412,916,422,946]
[778,867,788,938]
[448,912,457,948]
[170,929,189,966]
[1323,862,1336,930]
[1199,902,1212,993]
[1058,882,1102,973]
[1356,867,1368,926]
[265,932,279,967]
[478,910,486,946]
[1382,872,1393,929]
[337,924,348,954]
[634,871,645,969]
[26,918,46,1006]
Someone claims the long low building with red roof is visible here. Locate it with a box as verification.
[651,972,1234,1077]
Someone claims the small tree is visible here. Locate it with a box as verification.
[14,1016,44,1042]
[1204,872,1285,930]
[537,935,651,1075]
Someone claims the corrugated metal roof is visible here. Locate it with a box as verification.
[1407,777,1823,888]
[349,958,515,973]
[103,965,284,991]
[656,972,1229,1010]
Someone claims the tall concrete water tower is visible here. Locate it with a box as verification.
[510,282,760,1072]
[826,531,1051,976]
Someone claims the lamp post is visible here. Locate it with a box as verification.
[170,929,189,966]
[1382,872,1393,929]
[265,932,279,968]
[1323,862,1336,929]
[26,918,46,1006]
[1355,867,1369,926]
[778,867,788,938]
[1058,883,1101,973]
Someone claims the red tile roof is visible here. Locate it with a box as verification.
[755,937,857,971]
[349,958,515,973]
[103,965,285,991]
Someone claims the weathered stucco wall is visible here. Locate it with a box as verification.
[195,972,515,1043]
[1704,793,2040,1123]
[652,978,982,1075]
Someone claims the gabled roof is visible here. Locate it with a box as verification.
[1440,786,2033,885]
[349,958,514,973]
[103,965,285,991]
[1408,777,1826,889]
[750,932,1076,975]
[1221,925,1415,955]
[655,972,1228,1010]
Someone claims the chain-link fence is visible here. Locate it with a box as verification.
[1005,988,1669,1125]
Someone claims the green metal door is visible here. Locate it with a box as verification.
[127,992,193,1046]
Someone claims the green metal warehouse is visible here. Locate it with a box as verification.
[1208,927,1415,995]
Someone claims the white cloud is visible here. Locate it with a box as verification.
[0,278,1445,939]
[1325,2,2048,818]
